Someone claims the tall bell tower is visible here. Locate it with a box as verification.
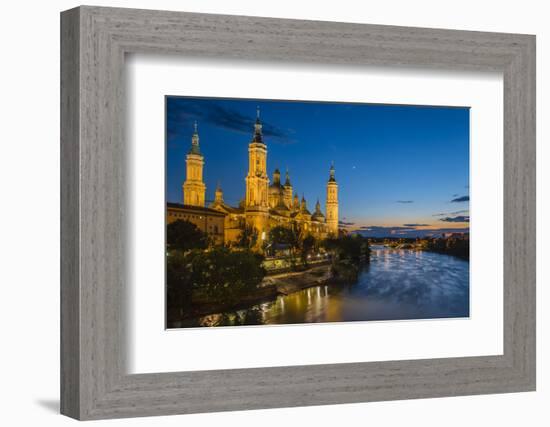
[183,121,206,207]
[245,107,270,242]
[326,163,339,235]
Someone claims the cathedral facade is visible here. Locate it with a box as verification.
[178,110,339,247]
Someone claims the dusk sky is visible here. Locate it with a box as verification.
[166,96,470,238]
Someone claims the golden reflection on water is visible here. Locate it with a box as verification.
[188,246,469,327]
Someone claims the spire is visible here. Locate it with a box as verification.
[252,106,263,143]
[328,162,336,182]
[315,198,321,213]
[273,168,281,184]
[300,194,307,211]
[214,181,224,203]
[189,121,201,155]
[284,168,291,186]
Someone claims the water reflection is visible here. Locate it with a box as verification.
[178,246,469,327]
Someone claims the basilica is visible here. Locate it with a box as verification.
[168,109,339,248]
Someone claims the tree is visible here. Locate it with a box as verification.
[269,224,302,268]
[424,237,469,260]
[300,234,316,266]
[187,247,266,304]
[322,234,370,264]
[235,224,258,249]
[167,219,208,252]
[166,247,267,319]
[321,234,370,284]
[269,225,295,246]
[166,250,194,314]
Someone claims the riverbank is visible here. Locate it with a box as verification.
[261,264,332,295]
[168,285,279,323]
[424,237,469,260]
[167,264,333,325]
[381,244,469,261]
[169,246,468,327]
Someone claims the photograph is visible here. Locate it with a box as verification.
[51,3,537,421]
[165,96,470,328]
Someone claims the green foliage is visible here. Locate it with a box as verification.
[330,259,360,283]
[269,224,300,248]
[167,219,208,252]
[322,234,370,284]
[235,224,259,249]
[323,234,370,264]
[166,250,194,311]
[268,223,303,268]
[169,247,266,307]
[300,234,316,266]
[423,237,469,260]
[203,307,265,327]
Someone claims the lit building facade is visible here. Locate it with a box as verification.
[166,202,226,245]
[175,109,340,248]
[326,163,339,235]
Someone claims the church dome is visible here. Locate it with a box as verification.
[311,199,325,221]
[312,211,325,222]
[273,200,291,217]
[269,167,283,193]
[268,182,284,194]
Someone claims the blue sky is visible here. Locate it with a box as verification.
[166,96,470,238]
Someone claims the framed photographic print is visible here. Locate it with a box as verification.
[61,6,536,420]
[164,97,471,329]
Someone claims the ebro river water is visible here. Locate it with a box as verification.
[180,245,470,327]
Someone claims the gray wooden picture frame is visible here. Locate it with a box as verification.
[60,5,536,420]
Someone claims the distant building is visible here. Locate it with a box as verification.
[441,232,469,240]
[166,202,226,245]
[173,108,340,248]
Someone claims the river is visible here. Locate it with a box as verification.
[177,245,470,327]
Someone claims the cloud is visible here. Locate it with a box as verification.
[339,220,355,226]
[451,195,469,203]
[166,98,294,144]
[403,223,430,227]
[440,215,470,223]
[396,200,414,204]
[433,209,469,217]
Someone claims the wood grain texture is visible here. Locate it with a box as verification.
[60,5,536,420]
[60,7,80,419]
